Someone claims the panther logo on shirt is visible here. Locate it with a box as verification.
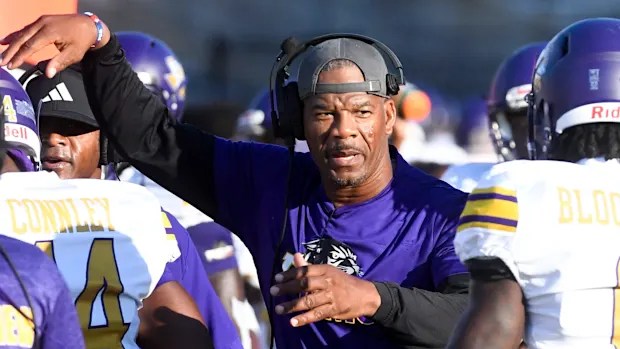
[281,238,372,326]
[303,238,363,277]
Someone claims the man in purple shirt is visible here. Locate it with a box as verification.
[24,65,242,349]
[2,15,470,348]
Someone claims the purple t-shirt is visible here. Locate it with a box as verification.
[0,235,84,349]
[162,211,242,349]
[214,140,468,349]
[187,222,238,275]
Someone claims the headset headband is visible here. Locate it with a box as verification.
[269,33,404,119]
[268,33,405,142]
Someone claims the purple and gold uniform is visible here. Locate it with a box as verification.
[119,166,239,277]
[0,234,84,349]
[187,221,238,275]
[160,211,242,349]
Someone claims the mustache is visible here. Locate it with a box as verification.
[42,147,73,162]
[324,143,364,155]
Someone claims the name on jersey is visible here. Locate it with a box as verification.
[6,197,116,234]
[558,187,620,225]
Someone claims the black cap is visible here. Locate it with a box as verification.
[25,66,98,128]
[297,38,391,100]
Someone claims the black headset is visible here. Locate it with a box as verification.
[266,33,405,349]
[268,33,405,144]
[18,62,121,166]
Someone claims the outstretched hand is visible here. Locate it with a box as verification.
[0,14,111,78]
[270,253,381,327]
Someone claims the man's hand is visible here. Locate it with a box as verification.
[0,14,111,78]
[270,253,381,327]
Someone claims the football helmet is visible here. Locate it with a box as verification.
[488,42,547,160]
[0,67,40,171]
[530,18,620,159]
[117,31,187,121]
[234,88,272,141]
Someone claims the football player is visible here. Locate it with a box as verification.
[26,61,241,349]
[0,66,211,348]
[441,42,546,192]
[0,67,84,348]
[448,18,620,348]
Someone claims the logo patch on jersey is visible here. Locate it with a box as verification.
[303,238,363,277]
[281,239,371,326]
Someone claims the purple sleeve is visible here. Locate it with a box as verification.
[41,264,85,348]
[213,138,290,248]
[155,263,177,287]
[431,193,469,289]
[155,211,184,287]
[163,211,244,349]
[187,222,238,275]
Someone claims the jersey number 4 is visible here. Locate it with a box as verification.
[36,238,129,349]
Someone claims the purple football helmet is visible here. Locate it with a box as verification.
[116,31,187,121]
[530,18,620,160]
[488,42,547,161]
[0,68,40,172]
[233,88,273,141]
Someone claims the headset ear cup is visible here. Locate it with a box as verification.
[386,74,400,96]
[286,82,305,140]
[280,82,303,141]
[294,99,305,141]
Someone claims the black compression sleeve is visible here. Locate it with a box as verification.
[465,257,516,282]
[81,35,218,218]
[370,275,469,349]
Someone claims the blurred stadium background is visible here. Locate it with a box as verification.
[3,0,619,138]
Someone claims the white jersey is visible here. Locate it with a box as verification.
[454,159,620,349]
[441,162,495,192]
[120,166,261,287]
[0,171,178,349]
[119,166,208,227]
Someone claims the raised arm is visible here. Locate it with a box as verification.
[1,15,220,217]
[0,15,293,238]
